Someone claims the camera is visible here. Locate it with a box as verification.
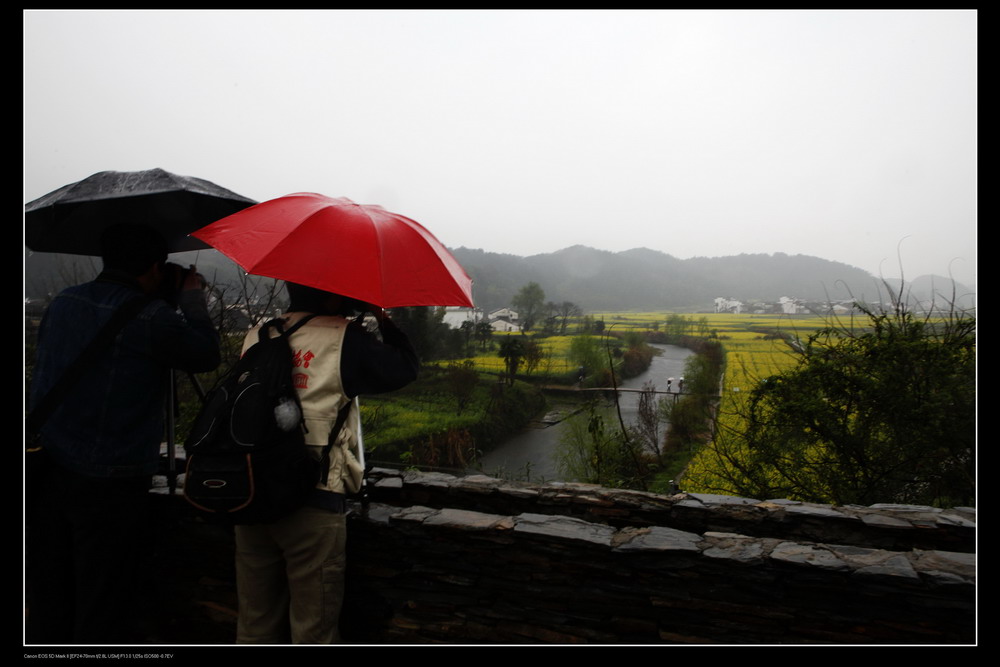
[157,262,192,307]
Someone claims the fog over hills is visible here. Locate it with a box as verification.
[449,245,973,313]
[25,11,976,318]
[25,244,974,314]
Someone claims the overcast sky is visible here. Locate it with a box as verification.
[23,9,977,288]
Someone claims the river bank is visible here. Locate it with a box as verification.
[473,344,694,481]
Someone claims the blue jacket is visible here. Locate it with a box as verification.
[30,271,220,478]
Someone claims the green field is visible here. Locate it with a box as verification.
[309,308,970,501]
[362,311,830,474]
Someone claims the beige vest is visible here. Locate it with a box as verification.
[242,313,361,494]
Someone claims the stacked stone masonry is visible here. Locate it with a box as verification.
[339,469,975,644]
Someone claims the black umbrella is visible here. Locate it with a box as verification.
[25,168,257,256]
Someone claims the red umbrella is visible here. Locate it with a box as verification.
[192,193,474,308]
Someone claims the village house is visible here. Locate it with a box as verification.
[441,306,483,329]
[778,296,802,314]
[713,297,743,314]
[440,306,522,332]
[486,307,521,332]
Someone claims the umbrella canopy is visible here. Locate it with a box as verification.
[192,193,474,308]
[25,168,257,256]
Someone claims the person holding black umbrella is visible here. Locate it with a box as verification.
[26,223,221,645]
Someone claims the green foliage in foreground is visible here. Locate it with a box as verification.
[554,333,711,491]
[554,401,653,490]
[686,302,976,507]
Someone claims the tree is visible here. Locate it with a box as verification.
[211,271,287,335]
[459,320,476,353]
[391,306,447,361]
[664,313,691,339]
[521,339,544,376]
[634,381,666,457]
[446,360,479,415]
[555,401,651,490]
[568,335,607,386]
[498,337,525,386]
[620,334,656,379]
[511,282,545,331]
[690,296,975,507]
[474,321,494,351]
[554,301,582,334]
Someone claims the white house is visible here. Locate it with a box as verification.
[440,306,522,332]
[778,296,800,315]
[714,297,743,314]
[831,303,852,315]
[488,307,519,322]
[490,317,521,332]
[442,306,483,329]
[483,307,521,332]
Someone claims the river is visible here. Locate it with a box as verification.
[472,344,694,481]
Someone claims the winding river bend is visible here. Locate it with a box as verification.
[473,344,694,481]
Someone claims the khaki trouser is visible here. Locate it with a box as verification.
[235,506,346,644]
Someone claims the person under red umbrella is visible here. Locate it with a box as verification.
[234,282,418,644]
[192,193,466,642]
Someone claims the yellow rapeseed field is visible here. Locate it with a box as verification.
[681,313,825,494]
[593,312,828,495]
[439,312,825,386]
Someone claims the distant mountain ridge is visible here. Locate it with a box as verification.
[25,244,974,314]
[450,245,973,312]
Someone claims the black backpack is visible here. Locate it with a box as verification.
[183,315,348,524]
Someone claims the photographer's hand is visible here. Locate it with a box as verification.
[181,265,206,292]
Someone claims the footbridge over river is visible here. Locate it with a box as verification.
[148,469,975,645]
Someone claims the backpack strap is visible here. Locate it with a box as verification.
[259,313,318,343]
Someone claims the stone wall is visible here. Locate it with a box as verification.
[146,469,975,644]
[338,469,975,644]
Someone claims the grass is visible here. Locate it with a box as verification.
[359,369,490,447]
[357,364,545,468]
[360,311,832,479]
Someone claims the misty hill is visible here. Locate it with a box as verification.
[25,245,973,314]
[24,247,248,302]
[452,245,927,312]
